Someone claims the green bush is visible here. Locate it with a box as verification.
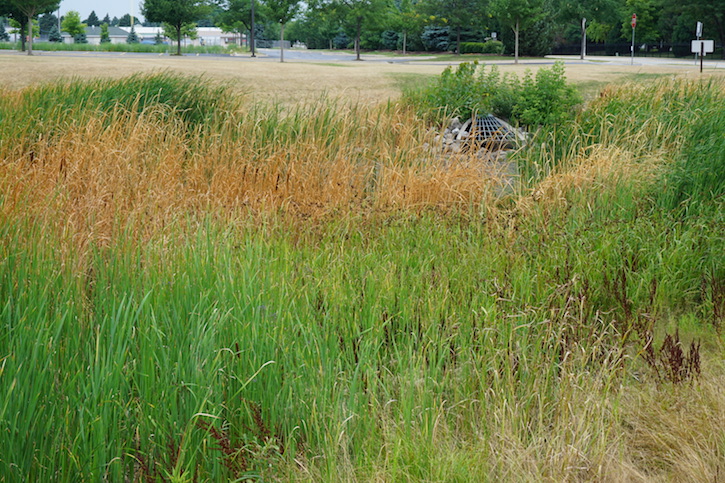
[460,42,485,54]
[513,61,581,126]
[459,41,505,55]
[482,40,504,54]
[401,61,580,127]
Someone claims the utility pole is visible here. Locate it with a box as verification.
[580,18,586,60]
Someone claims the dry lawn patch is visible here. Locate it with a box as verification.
[1,51,722,105]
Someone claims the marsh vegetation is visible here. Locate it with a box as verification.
[0,69,723,481]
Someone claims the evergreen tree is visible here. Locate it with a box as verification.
[111,16,119,26]
[0,22,9,42]
[84,10,100,26]
[102,13,111,25]
[119,13,133,26]
[48,22,62,41]
[38,12,57,35]
[73,31,87,43]
[127,25,139,43]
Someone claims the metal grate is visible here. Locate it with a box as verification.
[473,115,516,145]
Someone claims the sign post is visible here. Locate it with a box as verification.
[691,40,715,73]
[581,18,587,60]
[631,14,637,65]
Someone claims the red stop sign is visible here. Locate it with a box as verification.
[631,14,637,28]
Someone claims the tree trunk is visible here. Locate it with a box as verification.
[27,15,33,56]
[250,0,256,57]
[403,30,407,55]
[456,26,461,55]
[176,25,182,55]
[280,23,285,63]
[355,18,362,61]
[514,18,519,64]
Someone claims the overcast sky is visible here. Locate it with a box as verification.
[58,0,144,21]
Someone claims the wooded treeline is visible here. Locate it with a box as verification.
[2,0,723,58]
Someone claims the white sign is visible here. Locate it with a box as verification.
[691,40,714,55]
[696,22,703,38]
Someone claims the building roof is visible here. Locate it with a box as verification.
[84,26,130,37]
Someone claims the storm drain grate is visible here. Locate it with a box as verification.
[473,115,517,145]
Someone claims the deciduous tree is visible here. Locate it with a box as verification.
[312,0,390,60]
[422,0,486,55]
[216,0,254,49]
[663,0,725,59]
[2,0,59,55]
[262,0,301,61]
[163,21,198,44]
[61,10,86,39]
[491,0,544,63]
[142,0,211,55]
[100,22,110,43]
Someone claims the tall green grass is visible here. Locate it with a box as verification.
[0,41,234,55]
[0,74,723,480]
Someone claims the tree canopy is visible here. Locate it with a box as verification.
[84,10,100,26]
[0,0,59,54]
[61,10,86,39]
[262,0,301,61]
[142,0,211,55]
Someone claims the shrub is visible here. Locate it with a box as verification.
[459,41,504,55]
[482,40,504,54]
[460,42,485,54]
[401,61,580,126]
[512,61,581,126]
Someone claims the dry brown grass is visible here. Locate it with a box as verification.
[0,100,500,250]
[2,51,722,105]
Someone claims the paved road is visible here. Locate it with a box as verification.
[15,48,725,69]
[260,49,725,69]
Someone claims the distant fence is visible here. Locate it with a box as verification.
[552,42,723,58]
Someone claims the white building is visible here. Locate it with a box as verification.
[59,26,234,48]
[133,26,233,47]
[61,26,130,45]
